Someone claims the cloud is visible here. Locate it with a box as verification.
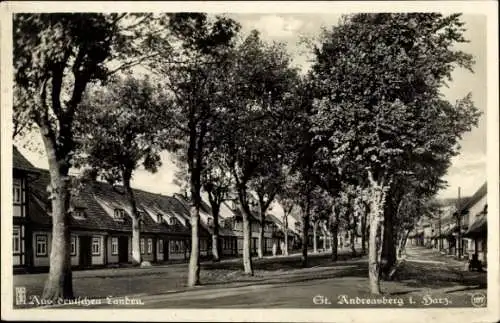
[245,15,305,39]
[448,153,487,174]
[131,151,181,196]
[438,153,486,198]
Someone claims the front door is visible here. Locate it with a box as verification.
[118,236,128,263]
[79,236,92,268]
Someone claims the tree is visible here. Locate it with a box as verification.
[155,13,241,286]
[280,75,330,267]
[201,150,233,262]
[310,13,480,294]
[276,167,301,256]
[309,187,334,254]
[13,13,169,299]
[219,30,298,273]
[251,162,284,258]
[75,75,165,265]
[278,198,295,256]
[337,185,360,258]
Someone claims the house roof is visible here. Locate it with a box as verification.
[13,146,39,174]
[174,194,237,237]
[28,168,194,236]
[227,204,274,223]
[458,182,487,214]
[464,214,487,237]
[267,212,297,237]
[437,196,473,210]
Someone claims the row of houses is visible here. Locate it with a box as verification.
[408,182,488,269]
[12,147,299,272]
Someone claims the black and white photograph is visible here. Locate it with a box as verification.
[1,1,498,322]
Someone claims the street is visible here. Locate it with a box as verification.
[13,246,486,309]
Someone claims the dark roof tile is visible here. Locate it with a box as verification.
[28,169,193,235]
[13,146,39,173]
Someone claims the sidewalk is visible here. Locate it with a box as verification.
[406,247,472,271]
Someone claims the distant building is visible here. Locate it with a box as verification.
[409,183,487,268]
[461,182,487,267]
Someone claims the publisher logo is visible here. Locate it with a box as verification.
[471,293,486,307]
[15,287,26,305]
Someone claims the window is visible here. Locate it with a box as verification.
[13,226,21,254]
[36,235,48,256]
[91,237,101,255]
[72,208,86,220]
[158,239,163,253]
[147,238,153,254]
[170,240,183,254]
[111,237,118,255]
[71,236,77,256]
[157,214,163,223]
[140,238,145,254]
[113,209,125,221]
[207,217,213,227]
[169,217,178,226]
[13,183,21,203]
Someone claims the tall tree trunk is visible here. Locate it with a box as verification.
[257,207,265,258]
[361,209,367,254]
[242,212,253,275]
[350,227,357,257]
[187,198,201,286]
[381,211,395,279]
[367,171,389,295]
[381,194,401,279]
[124,176,141,266]
[237,186,253,275]
[368,212,381,294]
[331,214,339,261]
[283,214,289,256]
[187,181,201,287]
[42,149,73,300]
[397,229,410,259]
[211,204,220,262]
[301,197,310,268]
[313,220,318,253]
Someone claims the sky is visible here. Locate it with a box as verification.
[14,13,487,203]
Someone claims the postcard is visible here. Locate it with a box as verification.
[1,1,498,322]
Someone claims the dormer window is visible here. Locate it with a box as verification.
[207,217,214,227]
[157,214,163,223]
[169,217,179,226]
[137,211,145,221]
[72,208,86,220]
[113,209,125,221]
